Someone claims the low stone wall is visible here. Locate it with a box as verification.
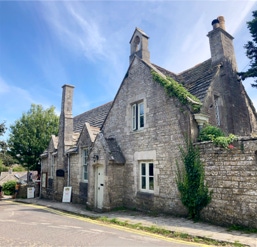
[197,137,257,228]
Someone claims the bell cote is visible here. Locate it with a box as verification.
[129,27,150,64]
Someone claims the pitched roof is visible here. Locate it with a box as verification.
[152,59,220,102]
[73,101,113,133]
[105,138,125,164]
[0,171,27,185]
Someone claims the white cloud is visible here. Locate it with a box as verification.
[0,76,10,94]
[41,1,106,61]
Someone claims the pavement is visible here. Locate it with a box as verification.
[1,196,257,247]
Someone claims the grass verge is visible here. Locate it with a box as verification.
[98,216,247,246]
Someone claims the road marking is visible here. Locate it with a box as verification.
[0,219,17,222]
[48,225,69,229]
[79,229,98,233]
[59,225,82,229]
[7,201,211,247]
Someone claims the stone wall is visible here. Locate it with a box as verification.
[101,57,192,214]
[197,138,257,228]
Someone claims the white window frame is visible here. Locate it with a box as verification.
[132,101,145,131]
[140,162,154,193]
[82,148,89,182]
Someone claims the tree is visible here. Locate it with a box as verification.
[176,139,212,220]
[238,10,257,87]
[0,121,7,148]
[8,104,59,171]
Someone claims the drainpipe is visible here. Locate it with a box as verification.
[67,153,70,187]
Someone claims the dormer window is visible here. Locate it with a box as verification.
[132,101,145,131]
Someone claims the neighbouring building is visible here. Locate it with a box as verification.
[40,16,257,227]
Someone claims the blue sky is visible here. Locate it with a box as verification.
[0,0,257,140]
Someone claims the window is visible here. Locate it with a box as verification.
[82,148,89,181]
[214,96,220,126]
[50,154,55,178]
[132,102,144,130]
[140,162,154,192]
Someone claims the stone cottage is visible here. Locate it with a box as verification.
[40,16,257,226]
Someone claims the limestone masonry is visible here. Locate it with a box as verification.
[40,16,257,228]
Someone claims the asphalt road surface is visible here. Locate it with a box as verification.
[0,201,204,247]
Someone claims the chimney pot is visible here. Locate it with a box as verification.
[212,19,220,29]
[217,16,226,30]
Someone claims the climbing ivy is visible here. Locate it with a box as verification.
[151,70,202,113]
[176,139,212,220]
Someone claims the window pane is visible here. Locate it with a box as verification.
[139,103,144,128]
[149,177,154,190]
[139,103,144,115]
[84,165,88,180]
[132,104,137,130]
[149,163,154,176]
[141,176,146,189]
[141,163,146,175]
[140,116,144,128]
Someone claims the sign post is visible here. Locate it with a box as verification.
[62,186,72,202]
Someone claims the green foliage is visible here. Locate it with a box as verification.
[151,70,202,112]
[8,104,59,171]
[2,180,16,195]
[0,163,8,172]
[176,139,212,220]
[199,125,237,149]
[213,134,237,149]
[12,165,26,172]
[238,10,257,87]
[198,125,225,141]
[0,121,7,166]
[0,151,18,166]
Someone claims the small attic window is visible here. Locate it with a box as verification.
[133,35,140,52]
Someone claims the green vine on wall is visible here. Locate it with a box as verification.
[151,70,202,113]
[176,139,212,220]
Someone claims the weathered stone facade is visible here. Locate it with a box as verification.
[40,16,257,228]
[198,138,257,228]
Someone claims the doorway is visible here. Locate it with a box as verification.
[95,165,104,209]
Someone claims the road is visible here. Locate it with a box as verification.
[0,201,204,247]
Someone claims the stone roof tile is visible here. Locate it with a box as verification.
[73,101,113,132]
[105,138,125,164]
[152,59,219,102]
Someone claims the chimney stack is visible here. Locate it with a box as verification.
[57,84,74,170]
[208,16,237,69]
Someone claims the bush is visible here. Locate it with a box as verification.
[198,125,224,141]
[0,163,8,172]
[12,165,26,172]
[199,125,237,149]
[2,180,16,195]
